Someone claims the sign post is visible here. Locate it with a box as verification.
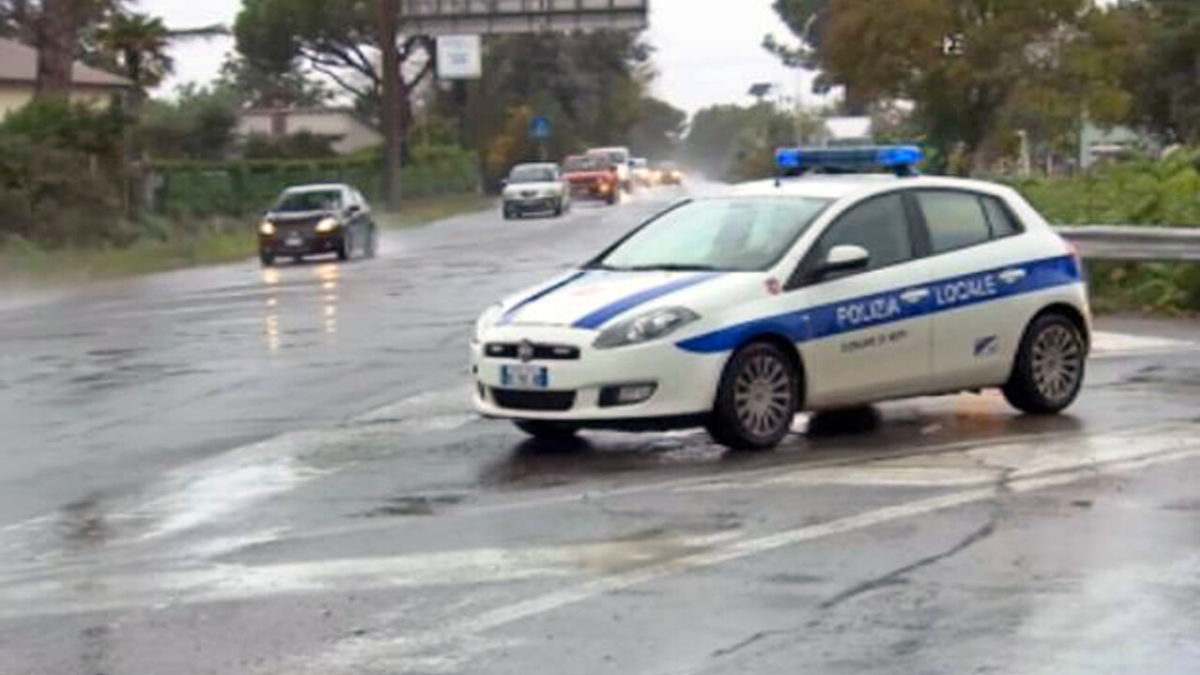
[529,116,553,161]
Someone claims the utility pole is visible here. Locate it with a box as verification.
[378,0,401,211]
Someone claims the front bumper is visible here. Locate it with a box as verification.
[505,197,560,213]
[568,183,615,201]
[471,325,726,423]
[260,233,342,256]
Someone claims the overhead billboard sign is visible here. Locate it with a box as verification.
[401,0,649,36]
[436,34,483,79]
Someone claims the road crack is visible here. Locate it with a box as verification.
[709,629,786,659]
[818,518,997,610]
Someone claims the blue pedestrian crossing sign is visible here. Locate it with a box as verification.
[529,117,553,141]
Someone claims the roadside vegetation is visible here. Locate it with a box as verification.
[1013,153,1200,313]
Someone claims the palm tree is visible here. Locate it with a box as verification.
[96,12,227,100]
[96,12,171,91]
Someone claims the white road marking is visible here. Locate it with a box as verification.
[287,438,1200,673]
[1091,330,1199,358]
[0,532,740,620]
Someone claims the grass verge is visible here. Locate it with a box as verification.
[1,192,492,284]
[1,227,255,285]
[377,193,496,229]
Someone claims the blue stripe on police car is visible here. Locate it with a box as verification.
[676,255,1080,354]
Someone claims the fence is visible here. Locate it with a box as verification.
[1055,226,1200,262]
[149,151,479,215]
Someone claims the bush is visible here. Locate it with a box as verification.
[151,145,480,215]
[1013,151,1200,226]
[0,102,128,248]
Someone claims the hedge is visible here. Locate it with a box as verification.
[150,147,479,215]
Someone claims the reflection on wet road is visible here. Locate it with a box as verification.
[1,187,1199,674]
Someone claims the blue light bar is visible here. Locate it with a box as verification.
[775,145,925,176]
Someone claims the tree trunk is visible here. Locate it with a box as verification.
[377,0,401,211]
[35,0,77,100]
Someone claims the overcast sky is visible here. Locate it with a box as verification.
[148,0,815,115]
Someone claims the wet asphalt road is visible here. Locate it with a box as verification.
[1,186,1199,674]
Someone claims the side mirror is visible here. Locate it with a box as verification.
[817,245,870,278]
[347,204,361,214]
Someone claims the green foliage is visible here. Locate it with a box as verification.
[475,31,653,185]
[628,97,687,160]
[152,146,479,216]
[1115,0,1200,143]
[139,85,240,160]
[0,100,126,247]
[1014,151,1200,226]
[772,0,1138,170]
[215,54,332,108]
[95,11,173,89]
[683,104,821,181]
[1014,152,1200,313]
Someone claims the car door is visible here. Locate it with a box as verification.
[789,192,934,408]
[909,189,1030,389]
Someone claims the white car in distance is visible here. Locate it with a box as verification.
[502,163,570,220]
[473,146,1091,450]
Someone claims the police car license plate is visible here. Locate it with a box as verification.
[500,364,549,390]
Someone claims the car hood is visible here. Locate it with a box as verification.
[497,269,751,330]
[267,209,335,223]
[503,182,561,197]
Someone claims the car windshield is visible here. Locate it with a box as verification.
[563,156,605,172]
[509,166,556,183]
[591,197,830,272]
[275,190,342,212]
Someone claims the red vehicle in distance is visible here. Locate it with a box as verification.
[561,154,619,205]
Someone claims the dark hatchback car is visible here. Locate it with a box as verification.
[258,184,376,266]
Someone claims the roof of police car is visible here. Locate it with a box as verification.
[729,173,1008,201]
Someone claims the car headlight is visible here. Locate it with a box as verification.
[316,217,339,233]
[593,307,700,349]
[542,188,559,198]
[259,220,276,236]
[474,304,503,342]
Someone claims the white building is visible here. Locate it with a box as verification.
[237,108,384,155]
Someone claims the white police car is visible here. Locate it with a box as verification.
[472,146,1090,450]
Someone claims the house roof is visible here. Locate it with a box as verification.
[0,38,132,88]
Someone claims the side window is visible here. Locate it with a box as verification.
[981,196,1021,237]
[811,193,914,273]
[914,191,992,254]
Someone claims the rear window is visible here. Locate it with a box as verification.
[915,191,993,254]
[981,196,1022,237]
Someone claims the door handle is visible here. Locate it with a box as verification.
[900,288,930,304]
[998,268,1027,284]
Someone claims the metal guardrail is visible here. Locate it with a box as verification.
[1054,226,1200,262]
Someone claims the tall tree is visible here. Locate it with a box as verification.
[214,55,331,108]
[628,97,687,160]
[474,30,653,184]
[1118,0,1200,143]
[807,0,1128,172]
[233,0,434,156]
[765,0,873,113]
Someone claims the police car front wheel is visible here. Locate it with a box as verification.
[708,342,799,451]
[1003,313,1086,415]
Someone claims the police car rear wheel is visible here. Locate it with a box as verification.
[709,342,798,451]
[1003,313,1085,414]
